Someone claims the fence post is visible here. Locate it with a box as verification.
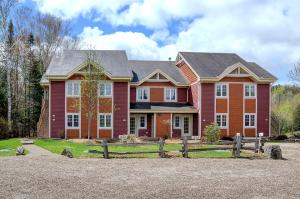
[255,137,259,153]
[232,136,237,157]
[159,138,165,158]
[236,133,241,158]
[102,139,109,159]
[182,136,188,158]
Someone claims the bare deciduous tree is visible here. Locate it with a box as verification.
[288,61,300,83]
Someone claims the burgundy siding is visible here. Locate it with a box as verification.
[177,88,187,102]
[50,81,65,138]
[113,82,129,138]
[257,84,270,136]
[201,83,215,134]
[188,83,199,108]
[130,87,136,103]
[193,113,198,136]
[172,129,181,138]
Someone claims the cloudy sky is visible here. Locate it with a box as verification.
[23,0,300,84]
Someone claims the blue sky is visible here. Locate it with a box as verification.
[23,0,300,84]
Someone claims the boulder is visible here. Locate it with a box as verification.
[16,146,25,155]
[264,145,283,159]
[61,148,74,158]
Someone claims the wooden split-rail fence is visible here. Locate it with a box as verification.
[87,134,266,159]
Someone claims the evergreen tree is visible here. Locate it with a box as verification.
[293,104,300,131]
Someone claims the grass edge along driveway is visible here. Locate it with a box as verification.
[34,139,252,159]
[0,138,27,156]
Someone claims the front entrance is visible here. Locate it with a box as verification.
[130,117,137,135]
[182,115,192,137]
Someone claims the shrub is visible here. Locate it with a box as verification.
[221,136,234,141]
[204,123,220,143]
[272,134,288,140]
[293,131,300,138]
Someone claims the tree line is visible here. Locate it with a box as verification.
[0,0,78,138]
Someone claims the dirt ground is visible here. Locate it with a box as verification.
[0,143,299,199]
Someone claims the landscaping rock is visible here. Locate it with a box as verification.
[61,148,73,158]
[16,146,25,155]
[264,145,283,159]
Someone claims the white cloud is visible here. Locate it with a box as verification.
[33,0,300,83]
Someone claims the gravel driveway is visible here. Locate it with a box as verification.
[0,143,299,199]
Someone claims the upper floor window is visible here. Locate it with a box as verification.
[67,81,80,96]
[137,87,149,101]
[99,113,112,128]
[139,115,147,128]
[244,114,255,127]
[216,84,227,97]
[165,88,176,101]
[66,113,79,128]
[245,84,256,97]
[216,114,227,128]
[173,115,180,128]
[99,82,112,97]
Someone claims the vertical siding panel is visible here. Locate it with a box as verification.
[229,84,243,136]
[50,81,65,138]
[193,113,198,136]
[113,82,129,138]
[156,113,171,138]
[177,88,187,102]
[130,87,136,103]
[177,62,198,83]
[257,84,270,136]
[201,83,215,133]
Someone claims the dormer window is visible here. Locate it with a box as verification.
[99,81,112,97]
[165,88,176,102]
[67,81,80,96]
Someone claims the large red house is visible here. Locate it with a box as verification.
[37,50,277,139]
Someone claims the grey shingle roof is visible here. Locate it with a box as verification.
[179,52,276,79]
[129,60,189,85]
[46,50,131,77]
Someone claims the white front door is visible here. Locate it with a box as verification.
[182,115,192,137]
[129,117,137,135]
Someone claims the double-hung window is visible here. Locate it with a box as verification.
[216,114,227,128]
[244,114,255,127]
[165,88,176,101]
[66,114,79,128]
[139,115,147,128]
[99,113,112,128]
[99,82,112,97]
[245,84,256,97]
[67,81,80,96]
[137,87,149,101]
[216,84,227,97]
[173,115,180,128]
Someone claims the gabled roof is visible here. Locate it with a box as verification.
[178,52,276,81]
[129,60,189,85]
[45,50,132,78]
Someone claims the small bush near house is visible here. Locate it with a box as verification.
[221,136,234,141]
[293,131,300,138]
[271,134,288,140]
[204,123,220,143]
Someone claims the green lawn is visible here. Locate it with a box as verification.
[34,139,251,159]
[0,138,24,156]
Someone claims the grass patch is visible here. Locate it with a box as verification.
[0,138,24,156]
[34,139,252,159]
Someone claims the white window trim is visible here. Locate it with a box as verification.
[65,113,80,129]
[173,115,181,129]
[244,113,256,128]
[98,81,112,97]
[164,87,177,102]
[215,83,228,98]
[98,113,113,129]
[66,80,81,97]
[215,113,228,129]
[244,84,256,98]
[136,87,150,102]
[139,114,147,129]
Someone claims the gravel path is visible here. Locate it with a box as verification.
[0,143,299,199]
[23,144,57,157]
